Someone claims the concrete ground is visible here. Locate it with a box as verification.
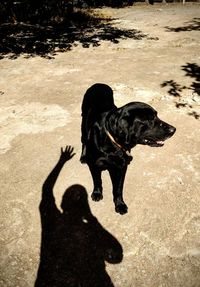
[0,3,200,287]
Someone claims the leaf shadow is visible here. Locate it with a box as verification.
[165,17,200,32]
[161,63,200,120]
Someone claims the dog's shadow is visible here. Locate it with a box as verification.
[35,155,123,287]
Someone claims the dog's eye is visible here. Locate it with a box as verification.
[148,120,155,128]
[140,123,148,132]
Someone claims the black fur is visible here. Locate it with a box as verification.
[81,83,176,215]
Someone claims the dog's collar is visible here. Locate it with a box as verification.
[105,128,131,157]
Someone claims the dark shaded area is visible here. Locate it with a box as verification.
[0,8,150,60]
[0,0,135,25]
[161,63,200,120]
[165,17,200,32]
[35,146,123,287]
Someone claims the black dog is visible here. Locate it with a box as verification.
[80,83,176,215]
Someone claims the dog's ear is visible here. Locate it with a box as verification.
[115,111,137,147]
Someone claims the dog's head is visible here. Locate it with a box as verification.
[109,102,176,149]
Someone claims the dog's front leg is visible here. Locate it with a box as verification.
[109,166,128,215]
[88,164,103,201]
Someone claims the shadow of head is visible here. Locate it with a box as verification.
[61,184,90,214]
[61,184,123,264]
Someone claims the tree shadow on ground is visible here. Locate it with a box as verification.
[182,63,200,96]
[0,9,153,60]
[35,146,123,287]
[161,63,200,120]
[165,17,200,32]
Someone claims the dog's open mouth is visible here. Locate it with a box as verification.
[143,139,165,147]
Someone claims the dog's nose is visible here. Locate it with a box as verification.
[169,126,176,135]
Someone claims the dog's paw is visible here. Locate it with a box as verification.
[80,145,87,164]
[115,203,128,215]
[91,190,103,202]
[80,155,87,164]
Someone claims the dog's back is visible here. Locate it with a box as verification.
[81,83,116,117]
[80,83,116,162]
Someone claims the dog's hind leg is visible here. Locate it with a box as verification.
[108,167,128,215]
[88,164,103,201]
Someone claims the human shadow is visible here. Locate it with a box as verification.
[35,146,123,287]
[0,7,150,60]
[165,17,200,32]
[161,63,200,120]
